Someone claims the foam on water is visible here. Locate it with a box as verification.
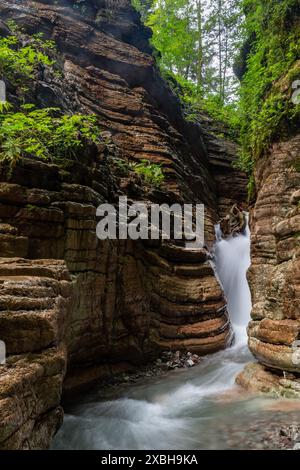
[53,216,256,450]
[214,214,251,334]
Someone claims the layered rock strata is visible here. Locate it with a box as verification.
[0,0,245,448]
[0,258,69,449]
[237,135,300,397]
[200,112,248,218]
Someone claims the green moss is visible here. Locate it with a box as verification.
[25,204,38,212]
[247,174,256,202]
[287,61,300,82]
[160,70,241,137]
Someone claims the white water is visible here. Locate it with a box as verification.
[54,217,279,450]
[214,215,252,345]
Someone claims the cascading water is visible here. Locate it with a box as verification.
[214,214,252,345]
[54,216,294,450]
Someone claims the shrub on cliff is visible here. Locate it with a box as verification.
[238,0,300,175]
[130,159,165,187]
[0,104,101,167]
[113,158,165,188]
[0,24,57,93]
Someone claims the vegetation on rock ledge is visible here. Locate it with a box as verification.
[0,24,101,169]
[131,159,165,187]
[0,23,57,95]
[114,158,165,188]
[0,105,100,168]
[238,0,300,179]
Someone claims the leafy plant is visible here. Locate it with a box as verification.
[161,70,241,133]
[130,159,165,187]
[0,105,101,167]
[238,0,300,174]
[0,35,54,85]
[113,158,131,176]
[133,0,243,107]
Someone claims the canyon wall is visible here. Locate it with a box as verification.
[0,0,246,449]
[237,135,300,397]
[236,2,300,397]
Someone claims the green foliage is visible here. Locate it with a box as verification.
[132,1,243,134]
[0,29,55,89]
[112,157,165,188]
[133,0,243,104]
[113,158,131,176]
[132,0,154,21]
[131,159,165,187]
[0,105,101,168]
[200,95,242,132]
[25,204,38,213]
[238,0,300,174]
[161,70,241,132]
[147,0,197,79]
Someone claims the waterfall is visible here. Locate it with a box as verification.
[214,214,252,345]
[53,214,255,451]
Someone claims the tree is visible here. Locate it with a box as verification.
[195,0,203,90]
[131,0,154,22]
[204,0,243,103]
[132,0,243,104]
[146,0,197,79]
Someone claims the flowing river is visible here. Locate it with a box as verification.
[53,219,300,450]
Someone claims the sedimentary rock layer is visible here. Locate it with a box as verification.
[237,135,300,393]
[0,0,245,448]
[0,259,69,449]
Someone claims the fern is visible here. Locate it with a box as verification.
[0,105,101,168]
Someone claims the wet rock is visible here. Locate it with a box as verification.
[0,0,246,450]
[186,359,195,367]
[219,204,246,238]
[238,135,300,388]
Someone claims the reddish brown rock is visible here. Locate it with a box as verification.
[238,135,300,391]
[236,363,300,399]
[0,0,246,449]
[220,204,246,238]
[0,346,66,449]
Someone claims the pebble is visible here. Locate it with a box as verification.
[163,350,202,370]
[109,350,203,387]
[186,359,195,367]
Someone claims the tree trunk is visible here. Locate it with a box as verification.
[218,0,223,103]
[196,0,203,93]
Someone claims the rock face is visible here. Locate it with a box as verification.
[200,113,248,218]
[0,0,245,448]
[237,135,300,397]
[0,258,69,449]
[220,205,246,238]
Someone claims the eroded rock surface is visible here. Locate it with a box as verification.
[0,0,245,448]
[0,259,69,449]
[237,135,300,394]
[220,205,246,238]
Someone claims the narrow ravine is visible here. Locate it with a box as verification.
[53,219,299,450]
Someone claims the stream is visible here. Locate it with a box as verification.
[53,219,300,450]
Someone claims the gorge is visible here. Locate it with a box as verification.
[53,217,254,450]
[0,0,299,451]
